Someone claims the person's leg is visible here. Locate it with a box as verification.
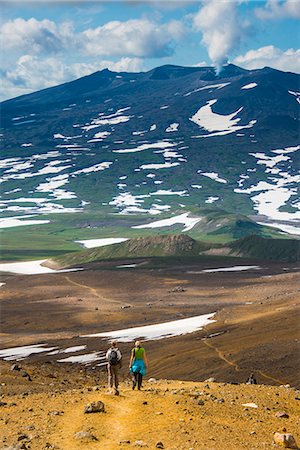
[137,372,143,390]
[114,365,119,395]
[132,372,138,389]
[108,364,113,390]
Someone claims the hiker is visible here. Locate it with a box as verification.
[129,340,148,390]
[246,372,257,384]
[106,340,122,395]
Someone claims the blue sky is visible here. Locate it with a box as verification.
[1,0,299,100]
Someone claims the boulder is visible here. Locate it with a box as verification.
[275,411,289,419]
[273,432,298,449]
[204,378,215,383]
[74,431,97,441]
[148,378,157,383]
[156,443,164,449]
[132,440,148,447]
[84,401,105,414]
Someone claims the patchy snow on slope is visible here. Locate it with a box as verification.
[113,141,176,154]
[257,221,300,236]
[75,238,129,248]
[271,145,300,155]
[241,83,257,90]
[21,143,33,147]
[165,123,179,132]
[150,190,188,197]
[82,312,216,342]
[133,212,201,232]
[109,192,150,210]
[150,124,157,131]
[0,215,50,228]
[288,90,300,104]
[235,151,300,222]
[190,99,256,137]
[73,162,113,174]
[199,171,227,184]
[184,83,230,96]
[205,197,219,204]
[58,352,105,364]
[0,344,57,361]
[36,174,69,192]
[140,162,180,170]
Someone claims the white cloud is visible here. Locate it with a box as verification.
[82,18,184,57]
[255,0,300,19]
[193,60,209,67]
[1,56,144,101]
[0,17,184,60]
[0,18,73,55]
[233,46,300,73]
[193,0,250,70]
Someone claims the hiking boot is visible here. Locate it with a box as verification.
[132,380,136,390]
[114,389,119,396]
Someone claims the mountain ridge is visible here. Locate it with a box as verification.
[1,63,299,260]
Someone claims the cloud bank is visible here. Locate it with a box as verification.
[233,46,300,73]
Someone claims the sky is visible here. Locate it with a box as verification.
[0,0,299,101]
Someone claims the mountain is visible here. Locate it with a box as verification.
[1,64,299,260]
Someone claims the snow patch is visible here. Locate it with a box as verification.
[82,312,216,342]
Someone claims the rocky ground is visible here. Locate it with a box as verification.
[0,259,299,449]
[0,376,299,450]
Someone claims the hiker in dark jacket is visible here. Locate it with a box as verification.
[106,340,122,395]
[246,373,257,384]
[129,340,148,390]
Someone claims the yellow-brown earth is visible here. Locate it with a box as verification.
[0,259,299,449]
[0,377,300,449]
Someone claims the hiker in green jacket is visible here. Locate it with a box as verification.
[129,340,148,390]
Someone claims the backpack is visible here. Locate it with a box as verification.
[108,349,119,365]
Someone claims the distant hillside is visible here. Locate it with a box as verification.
[48,232,300,269]
[229,235,300,262]
[49,234,213,268]
[1,63,299,225]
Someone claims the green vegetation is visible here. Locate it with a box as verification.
[230,235,300,263]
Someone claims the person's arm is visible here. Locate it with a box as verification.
[129,349,134,369]
[143,350,149,369]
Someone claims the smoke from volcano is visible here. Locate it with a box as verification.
[193,0,249,72]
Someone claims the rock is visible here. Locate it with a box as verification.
[275,411,289,419]
[17,435,28,441]
[215,398,225,404]
[204,378,215,383]
[155,412,163,415]
[49,410,63,416]
[120,440,131,444]
[84,400,105,414]
[169,286,186,293]
[11,364,21,371]
[132,440,148,447]
[273,432,297,449]
[74,431,97,441]
[92,386,101,391]
[142,401,148,405]
[148,378,157,383]
[195,399,205,406]
[0,401,7,406]
[156,442,164,449]
[20,371,32,381]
